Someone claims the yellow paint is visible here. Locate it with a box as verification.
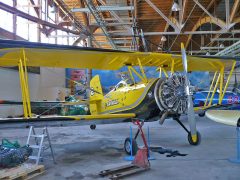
[220,61,236,102]
[18,60,28,118]
[204,71,217,107]
[89,75,104,114]
[89,74,157,116]
[137,58,147,82]
[128,66,136,84]
[171,58,175,74]
[0,46,236,120]
[219,67,224,104]
[129,66,146,82]
[22,49,32,117]
[191,134,197,143]
[208,73,221,106]
[159,67,162,78]
[70,113,136,120]
[162,68,169,78]
[18,58,32,118]
[0,48,235,72]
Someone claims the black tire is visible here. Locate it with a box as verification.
[198,111,205,117]
[188,131,201,145]
[90,124,96,130]
[124,137,138,155]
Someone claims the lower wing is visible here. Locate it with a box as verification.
[0,113,136,123]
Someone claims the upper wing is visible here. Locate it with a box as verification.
[0,39,235,72]
[206,110,240,126]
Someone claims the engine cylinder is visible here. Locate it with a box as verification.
[154,74,188,114]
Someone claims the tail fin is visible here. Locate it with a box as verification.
[89,75,103,114]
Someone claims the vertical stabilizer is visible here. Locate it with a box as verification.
[89,75,103,114]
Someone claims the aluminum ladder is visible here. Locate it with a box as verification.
[26,126,56,165]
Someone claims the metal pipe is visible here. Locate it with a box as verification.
[71,6,134,12]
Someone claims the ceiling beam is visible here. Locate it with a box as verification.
[91,22,132,26]
[0,2,79,35]
[79,0,89,26]
[230,0,240,22]
[215,40,240,56]
[93,30,240,36]
[72,6,134,12]
[84,0,117,49]
[97,0,132,31]
[193,0,227,29]
[211,38,240,41]
[144,0,180,32]
[200,46,225,50]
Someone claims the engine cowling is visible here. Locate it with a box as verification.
[154,74,188,115]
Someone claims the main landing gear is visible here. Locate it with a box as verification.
[174,118,201,145]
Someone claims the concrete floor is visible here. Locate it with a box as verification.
[1,116,240,180]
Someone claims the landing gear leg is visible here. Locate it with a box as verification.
[174,118,201,145]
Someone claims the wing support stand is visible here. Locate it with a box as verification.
[229,118,240,164]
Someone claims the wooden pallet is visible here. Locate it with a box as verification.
[0,163,44,180]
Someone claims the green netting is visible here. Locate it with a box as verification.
[2,139,20,149]
[0,139,32,168]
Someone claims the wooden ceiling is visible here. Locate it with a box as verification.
[62,0,240,54]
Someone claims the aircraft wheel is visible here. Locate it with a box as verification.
[188,131,201,145]
[124,137,138,155]
[90,124,96,130]
[198,111,205,117]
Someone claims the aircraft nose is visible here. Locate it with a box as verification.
[154,75,188,114]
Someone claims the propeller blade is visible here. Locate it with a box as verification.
[181,43,198,143]
[181,43,188,74]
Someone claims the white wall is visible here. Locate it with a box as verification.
[0,68,40,101]
[0,67,68,117]
[38,67,69,101]
[0,68,40,117]
[39,67,65,88]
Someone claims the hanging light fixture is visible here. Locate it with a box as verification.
[50,5,56,13]
[220,44,224,48]
[172,2,180,12]
[161,36,167,42]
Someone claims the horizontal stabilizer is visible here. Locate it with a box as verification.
[206,110,240,126]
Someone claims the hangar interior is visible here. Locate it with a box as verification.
[0,0,240,180]
[0,0,239,116]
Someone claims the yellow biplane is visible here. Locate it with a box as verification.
[0,40,236,152]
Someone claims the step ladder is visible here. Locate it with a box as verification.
[26,126,56,165]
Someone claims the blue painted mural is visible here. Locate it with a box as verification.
[92,67,210,93]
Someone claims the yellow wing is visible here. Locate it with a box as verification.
[0,40,235,72]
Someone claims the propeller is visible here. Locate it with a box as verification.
[180,43,198,144]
